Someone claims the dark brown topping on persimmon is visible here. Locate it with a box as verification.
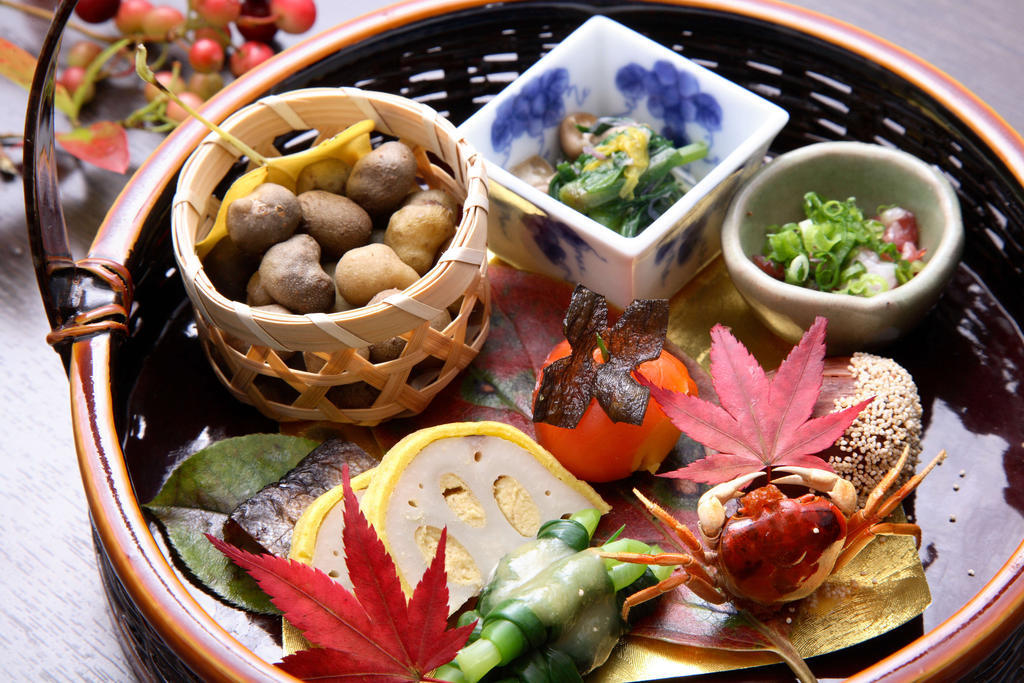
[533,285,668,428]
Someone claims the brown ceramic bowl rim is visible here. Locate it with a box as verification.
[69,1,1024,681]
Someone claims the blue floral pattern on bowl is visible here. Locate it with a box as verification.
[490,59,722,159]
[616,60,722,145]
[521,214,607,279]
[492,68,568,154]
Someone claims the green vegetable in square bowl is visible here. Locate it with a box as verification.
[457,15,788,309]
[721,141,963,353]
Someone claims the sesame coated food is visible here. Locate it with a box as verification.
[827,353,924,504]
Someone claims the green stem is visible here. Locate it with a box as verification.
[121,96,167,129]
[455,638,503,682]
[675,140,709,165]
[569,508,601,539]
[600,538,657,590]
[743,609,817,683]
[134,45,269,166]
[70,37,132,124]
[450,538,662,683]
[147,39,172,72]
[431,664,467,682]
[595,333,610,362]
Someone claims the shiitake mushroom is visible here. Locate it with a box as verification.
[345,141,418,216]
[258,234,335,314]
[226,182,301,254]
[297,190,372,259]
[559,112,598,160]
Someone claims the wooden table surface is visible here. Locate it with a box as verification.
[1,1,1021,680]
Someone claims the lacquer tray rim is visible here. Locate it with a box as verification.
[63,1,1024,681]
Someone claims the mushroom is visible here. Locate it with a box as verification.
[559,112,598,160]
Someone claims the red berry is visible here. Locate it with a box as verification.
[188,38,225,73]
[270,0,315,34]
[59,66,96,102]
[143,69,186,102]
[194,0,241,27]
[229,41,274,76]
[75,0,121,24]
[66,41,104,69]
[141,5,186,40]
[167,91,206,123]
[192,26,232,47]
[187,72,225,100]
[236,0,277,43]
[114,0,152,34]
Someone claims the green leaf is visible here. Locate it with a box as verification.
[148,434,318,512]
[149,505,278,614]
[56,121,130,173]
[144,433,318,613]
[54,87,74,117]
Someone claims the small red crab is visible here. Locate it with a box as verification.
[604,447,946,616]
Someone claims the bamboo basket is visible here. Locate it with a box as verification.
[171,87,490,424]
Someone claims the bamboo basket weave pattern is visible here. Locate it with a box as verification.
[172,88,490,424]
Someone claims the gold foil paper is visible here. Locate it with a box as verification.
[592,519,928,681]
[666,256,792,370]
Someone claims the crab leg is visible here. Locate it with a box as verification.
[696,471,764,541]
[847,449,947,539]
[833,450,947,573]
[609,490,731,618]
[862,444,913,518]
[771,466,858,516]
[601,549,716,584]
[832,522,923,574]
[609,558,727,620]
[633,488,704,555]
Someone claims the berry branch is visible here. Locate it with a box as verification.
[0,0,318,172]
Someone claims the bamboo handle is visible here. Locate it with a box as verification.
[23,0,132,368]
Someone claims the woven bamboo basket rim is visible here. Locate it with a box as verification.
[171,86,489,353]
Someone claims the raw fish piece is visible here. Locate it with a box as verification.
[224,439,377,556]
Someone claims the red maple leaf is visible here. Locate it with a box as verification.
[209,467,473,681]
[56,121,131,173]
[638,316,872,485]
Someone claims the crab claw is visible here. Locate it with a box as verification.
[771,466,857,516]
[697,471,765,541]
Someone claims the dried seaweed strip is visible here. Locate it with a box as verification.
[562,284,608,350]
[533,286,607,427]
[224,439,377,556]
[595,297,669,424]
[533,286,669,428]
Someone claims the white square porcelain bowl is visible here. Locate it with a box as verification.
[458,15,789,307]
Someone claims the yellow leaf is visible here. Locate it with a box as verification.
[195,118,375,259]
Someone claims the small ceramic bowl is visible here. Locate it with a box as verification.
[721,141,964,353]
[457,15,788,308]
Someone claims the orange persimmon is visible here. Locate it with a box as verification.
[533,339,698,482]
